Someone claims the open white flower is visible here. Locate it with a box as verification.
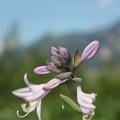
[76,82,97,120]
[12,73,61,120]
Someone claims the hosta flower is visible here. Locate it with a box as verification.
[76,82,96,120]
[13,40,100,120]
[12,73,62,120]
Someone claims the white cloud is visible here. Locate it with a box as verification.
[98,0,115,8]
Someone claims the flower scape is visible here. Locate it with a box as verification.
[12,40,100,120]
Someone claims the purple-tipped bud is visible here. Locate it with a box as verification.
[34,66,51,75]
[51,47,58,55]
[76,40,99,68]
[59,47,71,64]
[81,40,99,60]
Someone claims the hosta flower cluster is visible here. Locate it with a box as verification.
[12,40,99,120]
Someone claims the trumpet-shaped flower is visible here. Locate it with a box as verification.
[76,82,96,120]
[12,73,62,120]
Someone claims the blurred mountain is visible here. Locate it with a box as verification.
[28,21,120,65]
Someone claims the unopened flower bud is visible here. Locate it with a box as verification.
[51,47,58,55]
[51,55,62,67]
[80,40,99,62]
[34,66,51,75]
[55,72,72,80]
[75,40,99,69]
[59,47,71,64]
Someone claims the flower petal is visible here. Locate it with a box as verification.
[24,73,30,86]
[25,89,49,102]
[43,78,61,90]
[29,84,44,93]
[51,47,58,55]
[13,87,30,93]
[36,100,41,120]
[81,107,94,116]
[34,66,51,75]
[12,88,32,98]
[78,99,96,110]
[81,107,92,115]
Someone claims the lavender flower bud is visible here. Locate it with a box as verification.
[59,47,71,64]
[51,55,62,67]
[51,47,58,55]
[34,66,51,75]
[75,40,99,69]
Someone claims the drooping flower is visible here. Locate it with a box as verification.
[12,73,62,120]
[76,82,96,120]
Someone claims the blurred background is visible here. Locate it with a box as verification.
[0,0,120,120]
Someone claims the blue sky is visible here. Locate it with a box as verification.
[0,0,120,45]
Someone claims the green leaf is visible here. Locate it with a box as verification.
[73,50,80,68]
[60,94,81,113]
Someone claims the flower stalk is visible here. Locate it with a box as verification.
[12,40,100,120]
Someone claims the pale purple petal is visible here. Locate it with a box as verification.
[78,99,96,110]
[78,92,93,104]
[24,73,30,86]
[36,101,41,120]
[34,66,51,75]
[29,84,45,93]
[81,107,94,115]
[43,78,61,90]
[13,87,30,93]
[81,107,91,115]
[25,89,49,102]
[83,93,97,103]
[12,88,32,98]
[51,47,57,55]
